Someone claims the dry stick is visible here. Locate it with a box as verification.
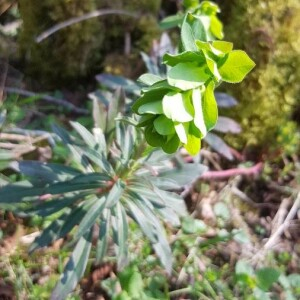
[35,9,139,43]
[4,87,88,114]
[263,191,300,250]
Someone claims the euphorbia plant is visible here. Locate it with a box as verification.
[0,3,254,299]
[133,11,255,155]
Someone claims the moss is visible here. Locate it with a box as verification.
[18,0,161,89]
[219,0,300,154]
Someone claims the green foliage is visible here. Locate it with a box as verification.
[133,12,254,155]
[18,0,161,88]
[0,86,208,298]
[160,0,223,40]
[220,0,300,153]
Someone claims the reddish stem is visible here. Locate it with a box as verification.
[200,162,263,180]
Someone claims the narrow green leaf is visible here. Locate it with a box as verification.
[218,50,255,83]
[96,209,111,263]
[0,181,44,204]
[23,192,88,217]
[158,163,207,187]
[214,116,241,134]
[52,124,93,172]
[159,14,184,30]
[204,132,233,160]
[51,229,92,300]
[70,121,97,148]
[29,201,90,252]
[112,203,129,269]
[10,161,81,183]
[106,88,125,135]
[74,196,106,240]
[105,179,125,208]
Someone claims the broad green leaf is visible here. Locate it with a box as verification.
[105,179,125,208]
[159,14,184,30]
[161,134,180,154]
[138,101,163,115]
[163,92,194,122]
[141,79,178,93]
[144,126,165,147]
[202,81,218,131]
[181,13,207,51]
[163,51,205,67]
[182,216,207,234]
[153,115,175,136]
[51,229,92,300]
[118,267,144,298]
[218,50,255,83]
[138,74,163,86]
[174,122,189,144]
[167,63,210,91]
[74,196,107,240]
[137,114,155,127]
[185,125,201,155]
[210,15,224,39]
[96,209,111,263]
[212,41,233,53]
[204,54,221,81]
[192,87,207,135]
[132,89,168,113]
[256,268,280,291]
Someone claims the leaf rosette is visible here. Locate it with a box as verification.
[133,25,255,155]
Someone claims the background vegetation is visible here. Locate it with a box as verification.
[0,0,299,299]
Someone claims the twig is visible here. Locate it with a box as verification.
[200,162,263,180]
[4,87,88,114]
[35,9,139,43]
[263,191,300,250]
